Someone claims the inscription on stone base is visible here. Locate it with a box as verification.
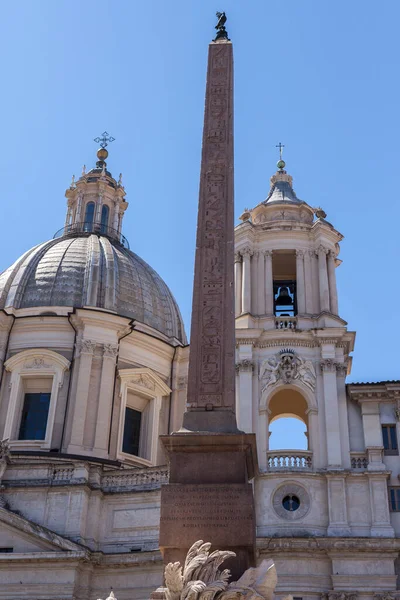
[159,483,255,548]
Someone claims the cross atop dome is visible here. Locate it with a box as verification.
[93,131,115,168]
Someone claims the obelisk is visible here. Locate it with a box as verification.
[159,14,257,581]
[181,11,236,434]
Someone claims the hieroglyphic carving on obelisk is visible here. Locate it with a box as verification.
[182,25,237,432]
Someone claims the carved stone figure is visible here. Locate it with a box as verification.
[164,540,288,600]
[259,350,316,392]
[97,591,116,600]
[0,438,10,482]
[297,358,316,390]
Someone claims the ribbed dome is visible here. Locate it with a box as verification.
[0,233,187,343]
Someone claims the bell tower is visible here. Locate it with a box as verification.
[234,156,356,480]
[235,157,341,330]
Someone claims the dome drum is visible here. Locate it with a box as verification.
[53,221,130,249]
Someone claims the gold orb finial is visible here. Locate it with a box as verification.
[97,147,108,162]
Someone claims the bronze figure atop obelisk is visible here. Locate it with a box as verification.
[182,11,237,433]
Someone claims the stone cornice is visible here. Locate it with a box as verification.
[348,384,400,403]
[256,536,400,554]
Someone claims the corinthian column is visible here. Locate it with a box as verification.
[304,249,313,314]
[296,250,306,314]
[234,252,242,317]
[257,251,265,315]
[327,250,339,315]
[241,247,252,314]
[318,245,330,313]
[264,250,274,315]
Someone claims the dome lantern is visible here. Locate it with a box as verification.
[62,133,128,246]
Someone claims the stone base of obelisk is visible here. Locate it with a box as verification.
[159,432,258,582]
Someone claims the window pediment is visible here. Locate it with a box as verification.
[118,367,171,397]
[5,349,70,375]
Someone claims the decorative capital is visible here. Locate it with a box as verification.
[296,249,304,258]
[263,250,273,258]
[234,251,242,263]
[240,246,253,258]
[318,244,329,256]
[78,339,97,356]
[336,362,348,377]
[236,359,254,373]
[328,250,337,260]
[320,359,337,373]
[103,343,118,359]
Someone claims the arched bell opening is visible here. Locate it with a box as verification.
[272,251,297,317]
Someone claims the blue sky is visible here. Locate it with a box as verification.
[0,0,399,388]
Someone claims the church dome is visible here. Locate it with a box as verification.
[0,233,186,343]
[0,141,187,344]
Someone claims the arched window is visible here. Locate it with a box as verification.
[101,204,109,233]
[84,202,95,232]
[268,389,309,451]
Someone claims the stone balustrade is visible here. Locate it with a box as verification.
[101,467,168,491]
[350,452,368,470]
[267,450,313,471]
[275,317,297,330]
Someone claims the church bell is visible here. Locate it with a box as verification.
[275,286,292,305]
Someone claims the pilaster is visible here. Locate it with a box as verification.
[264,250,274,316]
[234,252,242,317]
[360,401,385,470]
[93,343,119,457]
[241,247,253,315]
[235,359,254,433]
[67,339,95,452]
[320,357,342,467]
[328,250,339,315]
[304,249,314,314]
[326,473,351,535]
[257,251,265,315]
[318,245,330,313]
[296,250,306,314]
[368,472,395,537]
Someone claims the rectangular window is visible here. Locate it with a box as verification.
[0,547,13,553]
[122,407,142,456]
[382,424,398,455]
[18,393,51,440]
[389,487,400,512]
